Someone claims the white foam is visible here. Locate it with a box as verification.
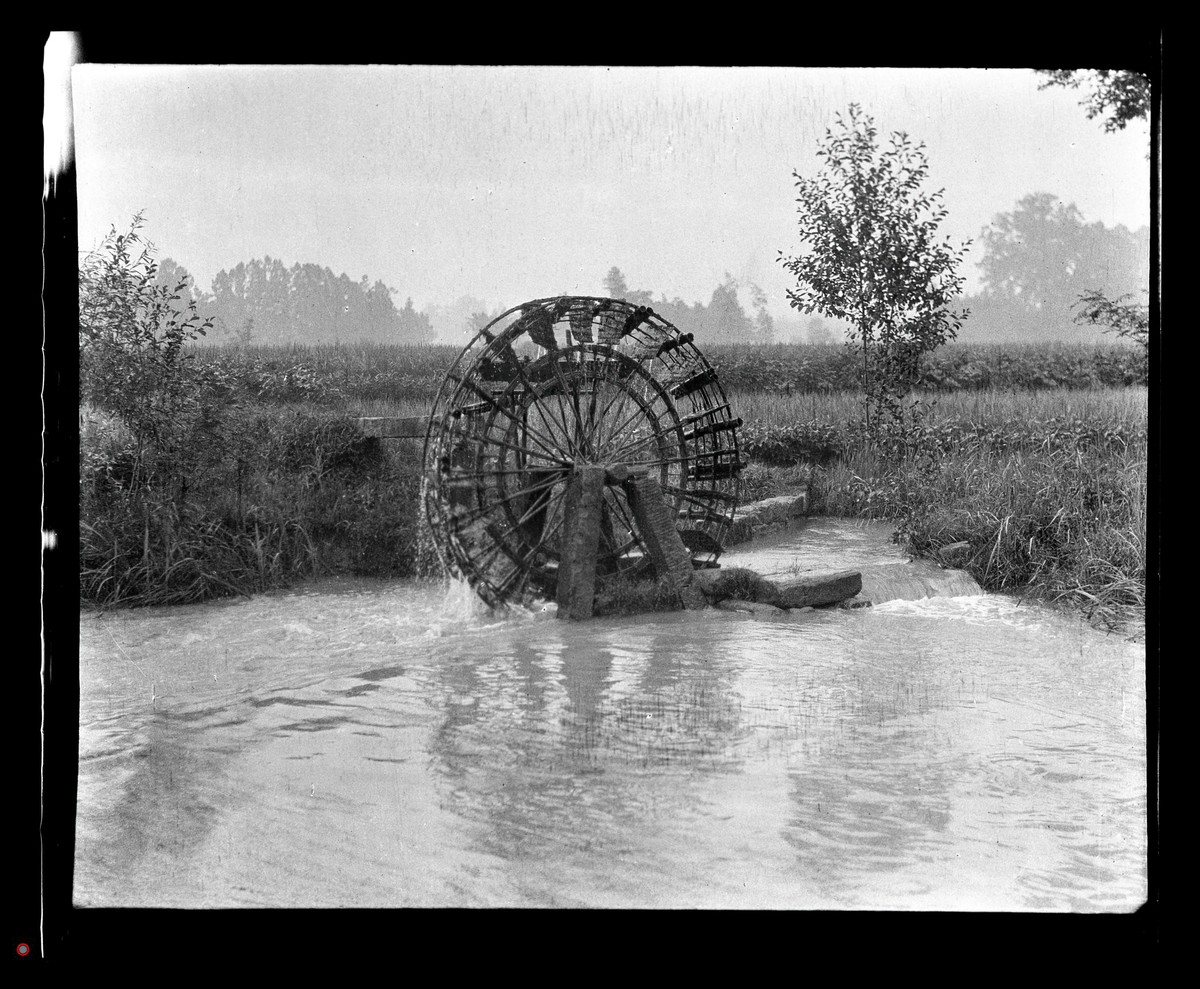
[871,593,1037,628]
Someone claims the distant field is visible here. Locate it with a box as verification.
[187,339,1148,412]
[707,340,1147,393]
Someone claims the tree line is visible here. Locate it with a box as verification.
[156,256,435,347]
[149,188,1147,350]
[604,190,1148,348]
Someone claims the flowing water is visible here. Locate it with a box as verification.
[75,519,1147,911]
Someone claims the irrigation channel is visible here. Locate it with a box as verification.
[76,517,1147,911]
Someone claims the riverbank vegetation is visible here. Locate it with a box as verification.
[78,221,1147,633]
[80,338,1148,633]
[733,387,1147,634]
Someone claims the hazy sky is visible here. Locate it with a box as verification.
[69,63,1151,319]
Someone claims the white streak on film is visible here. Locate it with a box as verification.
[43,32,78,198]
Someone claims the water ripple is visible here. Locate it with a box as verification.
[77,535,1147,910]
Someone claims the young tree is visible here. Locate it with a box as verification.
[397,297,436,345]
[779,104,970,429]
[235,316,254,347]
[79,212,211,457]
[468,310,494,335]
[1073,289,1149,350]
[153,257,200,309]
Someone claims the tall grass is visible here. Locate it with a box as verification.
[729,387,1148,635]
[80,402,427,607]
[731,386,1148,433]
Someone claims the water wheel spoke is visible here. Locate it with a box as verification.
[600,486,642,558]
[452,383,572,466]
[490,526,565,598]
[446,472,565,529]
[522,393,577,462]
[535,359,583,457]
[444,464,565,479]
[602,417,679,464]
[598,385,667,455]
[590,372,641,453]
[469,484,570,574]
[478,360,580,462]
[544,356,590,457]
[464,428,572,469]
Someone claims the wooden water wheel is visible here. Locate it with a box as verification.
[422,296,744,608]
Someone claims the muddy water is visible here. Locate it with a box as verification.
[75,519,1147,910]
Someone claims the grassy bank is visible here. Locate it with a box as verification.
[733,387,1148,635]
[80,339,1147,636]
[80,403,429,606]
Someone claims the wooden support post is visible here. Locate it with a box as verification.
[555,466,606,620]
[623,475,707,610]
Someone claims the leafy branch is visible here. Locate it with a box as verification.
[1072,289,1149,350]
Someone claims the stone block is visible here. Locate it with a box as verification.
[855,562,982,605]
[770,569,863,608]
[694,565,861,611]
[792,485,810,515]
[723,489,810,547]
[746,496,794,524]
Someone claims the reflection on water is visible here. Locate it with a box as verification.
[76,520,1147,910]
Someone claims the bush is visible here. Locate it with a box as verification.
[79,213,211,461]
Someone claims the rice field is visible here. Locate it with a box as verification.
[186,339,1148,409]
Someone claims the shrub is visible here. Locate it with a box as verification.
[79,213,211,465]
